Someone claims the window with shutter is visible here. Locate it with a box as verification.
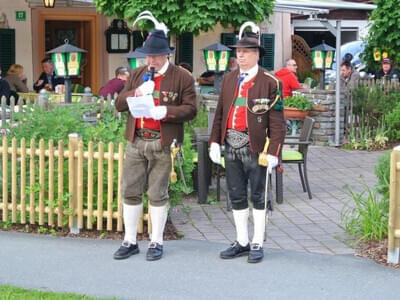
[221,33,237,57]
[178,32,193,67]
[0,29,15,75]
[261,33,275,71]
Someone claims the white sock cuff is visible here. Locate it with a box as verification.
[232,208,249,246]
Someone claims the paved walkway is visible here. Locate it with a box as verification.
[1,232,399,300]
[171,146,384,255]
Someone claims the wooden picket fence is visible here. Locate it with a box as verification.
[353,78,400,93]
[388,147,400,264]
[0,92,151,233]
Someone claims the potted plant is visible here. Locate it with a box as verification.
[283,95,313,119]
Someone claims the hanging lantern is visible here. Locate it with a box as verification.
[310,41,336,70]
[43,0,55,8]
[202,43,232,72]
[126,50,146,69]
[373,48,381,62]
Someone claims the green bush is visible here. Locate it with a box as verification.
[284,95,313,111]
[352,86,400,128]
[385,101,400,141]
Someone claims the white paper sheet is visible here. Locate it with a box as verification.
[127,95,155,118]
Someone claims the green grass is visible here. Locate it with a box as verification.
[0,285,116,300]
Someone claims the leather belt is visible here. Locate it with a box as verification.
[135,129,161,140]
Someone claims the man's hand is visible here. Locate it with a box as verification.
[137,80,155,96]
[150,106,167,120]
[36,79,44,86]
[266,154,278,174]
[209,142,221,165]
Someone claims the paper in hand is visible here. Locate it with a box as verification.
[127,95,155,118]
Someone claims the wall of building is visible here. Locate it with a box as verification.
[0,0,34,89]
[260,12,292,71]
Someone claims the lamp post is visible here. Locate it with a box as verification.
[311,41,335,89]
[202,43,232,94]
[126,49,146,69]
[46,40,86,103]
[43,0,55,8]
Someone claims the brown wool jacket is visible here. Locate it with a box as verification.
[116,64,197,146]
[209,67,286,156]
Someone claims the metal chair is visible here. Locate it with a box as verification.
[281,117,315,199]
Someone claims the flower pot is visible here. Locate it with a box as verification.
[284,107,309,120]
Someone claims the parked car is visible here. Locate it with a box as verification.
[325,40,366,84]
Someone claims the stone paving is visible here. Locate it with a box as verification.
[170,146,385,255]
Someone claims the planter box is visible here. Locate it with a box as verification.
[284,107,309,120]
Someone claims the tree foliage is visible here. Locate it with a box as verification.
[363,0,400,70]
[93,0,275,35]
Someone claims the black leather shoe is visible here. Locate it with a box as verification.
[220,241,250,259]
[146,242,163,261]
[113,241,139,260]
[248,243,264,263]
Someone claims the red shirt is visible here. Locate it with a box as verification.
[135,75,163,131]
[227,77,256,131]
[275,68,301,98]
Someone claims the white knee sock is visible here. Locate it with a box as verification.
[123,203,143,245]
[149,203,168,245]
[252,208,266,246]
[232,208,249,246]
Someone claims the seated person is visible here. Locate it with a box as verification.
[198,70,215,86]
[375,58,399,80]
[33,57,65,92]
[4,64,29,93]
[275,58,304,98]
[0,67,11,102]
[340,61,360,94]
[98,66,130,98]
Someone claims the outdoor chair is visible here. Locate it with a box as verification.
[281,116,315,199]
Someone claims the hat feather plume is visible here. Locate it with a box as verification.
[238,21,260,43]
[132,10,169,37]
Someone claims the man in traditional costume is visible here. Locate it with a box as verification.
[209,23,286,263]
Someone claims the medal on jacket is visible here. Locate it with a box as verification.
[252,98,270,113]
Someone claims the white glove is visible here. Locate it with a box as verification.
[150,106,167,120]
[267,154,278,174]
[209,142,221,165]
[138,80,155,95]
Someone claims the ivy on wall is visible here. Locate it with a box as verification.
[93,0,275,35]
[363,0,400,70]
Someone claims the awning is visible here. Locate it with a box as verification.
[275,0,376,12]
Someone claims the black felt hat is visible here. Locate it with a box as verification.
[136,29,175,55]
[229,31,264,56]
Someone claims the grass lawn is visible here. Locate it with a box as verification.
[0,285,116,299]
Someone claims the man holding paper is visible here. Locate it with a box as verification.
[114,29,197,261]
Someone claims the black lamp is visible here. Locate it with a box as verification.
[202,43,232,94]
[311,41,335,89]
[46,40,87,103]
[43,0,55,8]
